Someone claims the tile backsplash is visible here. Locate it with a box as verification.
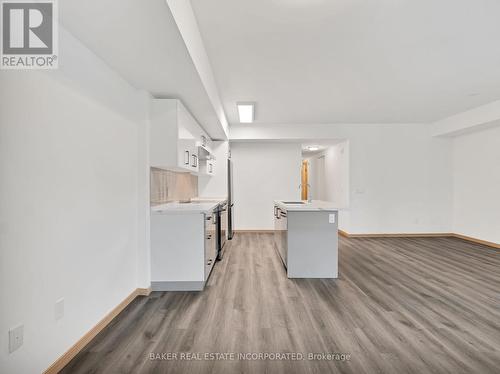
[150,168,198,205]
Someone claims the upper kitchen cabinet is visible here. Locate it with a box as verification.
[150,99,215,175]
[198,144,216,176]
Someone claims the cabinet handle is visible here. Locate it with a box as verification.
[207,235,212,240]
[184,150,190,165]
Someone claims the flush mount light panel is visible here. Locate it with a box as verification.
[307,146,320,151]
[237,102,255,123]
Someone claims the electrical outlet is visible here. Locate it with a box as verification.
[55,298,64,320]
[329,214,336,224]
[9,324,23,353]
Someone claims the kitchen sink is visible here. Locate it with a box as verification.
[282,201,307,204]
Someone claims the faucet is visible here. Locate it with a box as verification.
[299,183,312,203]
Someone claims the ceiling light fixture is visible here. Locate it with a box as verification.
[237,102,255,123]
[307,146,320,151]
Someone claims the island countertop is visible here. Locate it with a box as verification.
[151,198,227,215]
[274,200,339,212]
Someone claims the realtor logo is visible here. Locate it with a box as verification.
[1,0,58,69]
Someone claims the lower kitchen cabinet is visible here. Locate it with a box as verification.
[151,208,217,291]
[205,212,217,280]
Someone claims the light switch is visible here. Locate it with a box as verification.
[9,324,23,353]
[329,214,336,224]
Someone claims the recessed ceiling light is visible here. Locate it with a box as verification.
[307,146,320,151]
[237,102,254,123]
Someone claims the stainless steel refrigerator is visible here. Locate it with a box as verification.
[227,158,234,240]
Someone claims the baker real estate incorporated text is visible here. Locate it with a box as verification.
[149,352,351,362]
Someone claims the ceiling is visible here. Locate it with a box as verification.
[301,139,345,155]
[191,0,500,125]
[60,0,227,139]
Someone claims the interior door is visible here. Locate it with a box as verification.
[301,160,309,200]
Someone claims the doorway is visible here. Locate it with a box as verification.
[301,140,349,207]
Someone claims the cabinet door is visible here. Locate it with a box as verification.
[177,140,190,170]
[205,212,216,280]
[178,102,204,145]
[274,206,282,258]
[150,99,179,169]
[178,103,199,172]
[280,210,288,266]
[151,99,210,173]
[190,147,199,173]
[177,139,196,172]
[210,213,218,262]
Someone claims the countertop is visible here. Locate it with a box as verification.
[274,200,338,212]
[191,197,228,203]
[151,198,227,215]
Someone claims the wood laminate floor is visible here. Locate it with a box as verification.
[62,233,500,374]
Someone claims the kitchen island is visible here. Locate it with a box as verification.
[274,200,338,278]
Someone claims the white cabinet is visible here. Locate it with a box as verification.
[204,211,217,279]
[199,156,216,176]
[207,159,215,175]
[150,206,219,291]
[177,139,198,171]
[273,205,288,267]
[197,137,217,176]
[150,99,214,174]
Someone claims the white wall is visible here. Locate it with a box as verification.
[303,142,350,231]
[346,126,452,234]
[452,126,500,244]
[231,124,453,234]
[323,141,350,209]
[309,142,350,231]
[316,156,326,201]
[0,28,150,374]
[230,142,301,230]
